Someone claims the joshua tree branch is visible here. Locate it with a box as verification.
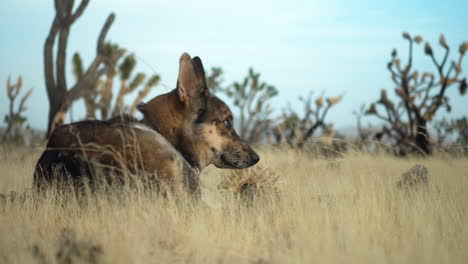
[18,89,33,112]
[405,39,413,73]
[70,0,89,23]
[429,53,442,76]
[97,14,115,54]
[302,104,330,141]
[419,75,434,110]
[56,26,70,95]
[68,13,115,103]
[440,46,450,71]
[44,16,60,101]
[400,76,415,137]
[426,62,455,117]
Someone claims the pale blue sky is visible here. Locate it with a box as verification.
[1,0,467,131]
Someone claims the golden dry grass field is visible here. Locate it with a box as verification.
[0,145,467,264]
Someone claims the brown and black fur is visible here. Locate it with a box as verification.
[34,53,259,194]
[34,119,198,193]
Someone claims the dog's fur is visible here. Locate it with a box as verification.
[34,53,259,193]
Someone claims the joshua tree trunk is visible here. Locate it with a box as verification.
[44,0,116,136]
[415,116,431,155]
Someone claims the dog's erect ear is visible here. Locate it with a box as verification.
[177,53,208,112]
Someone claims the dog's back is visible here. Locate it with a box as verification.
[34,120,199,193]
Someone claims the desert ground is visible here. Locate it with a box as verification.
[0,145,467,264]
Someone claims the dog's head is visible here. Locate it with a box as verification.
[138,53,259,170]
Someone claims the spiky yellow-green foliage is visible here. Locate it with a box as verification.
[112,54,160,116]
[118,55,137,81]
[71,49,160,119]
[128,73,146,93]
[72,52,84,79]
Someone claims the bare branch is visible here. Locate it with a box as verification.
[56,26,71,95]
[70,0,90,23]
[419,74,435,109]
[44,17,60,101]
[440,34,450,69]
[54,0,66,21]
[426,62,456,117]
[405,38,414,73]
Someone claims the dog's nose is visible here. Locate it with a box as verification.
[251,152,260,164]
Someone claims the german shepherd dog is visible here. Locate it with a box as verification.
[34,53,260,194]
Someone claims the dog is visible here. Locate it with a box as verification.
[34,53,260,194]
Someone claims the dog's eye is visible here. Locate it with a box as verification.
[223,120,231,128]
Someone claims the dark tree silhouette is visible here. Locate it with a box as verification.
[44,0,120,136]
[365,32,467,155]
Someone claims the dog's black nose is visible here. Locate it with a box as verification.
[251,152,260,164]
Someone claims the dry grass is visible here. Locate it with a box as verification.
[0,145,467,263]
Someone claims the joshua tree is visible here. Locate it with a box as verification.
[452,117,468,145]
[350,104,385,153]
[206,67,277,143]
[112,54,160,116]
[206,67,224,93]
[365,32,467,155]
[72,51,160,119]
[432,118,454,146]
[433,117,468,147]
[44,0,121,136]
[2,75,33,143]
[273,92,343,148]
[224,68,278,143]
[353,104,377,141]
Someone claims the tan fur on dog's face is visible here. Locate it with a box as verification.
[139,53,259,170]
[193,95,260,169]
